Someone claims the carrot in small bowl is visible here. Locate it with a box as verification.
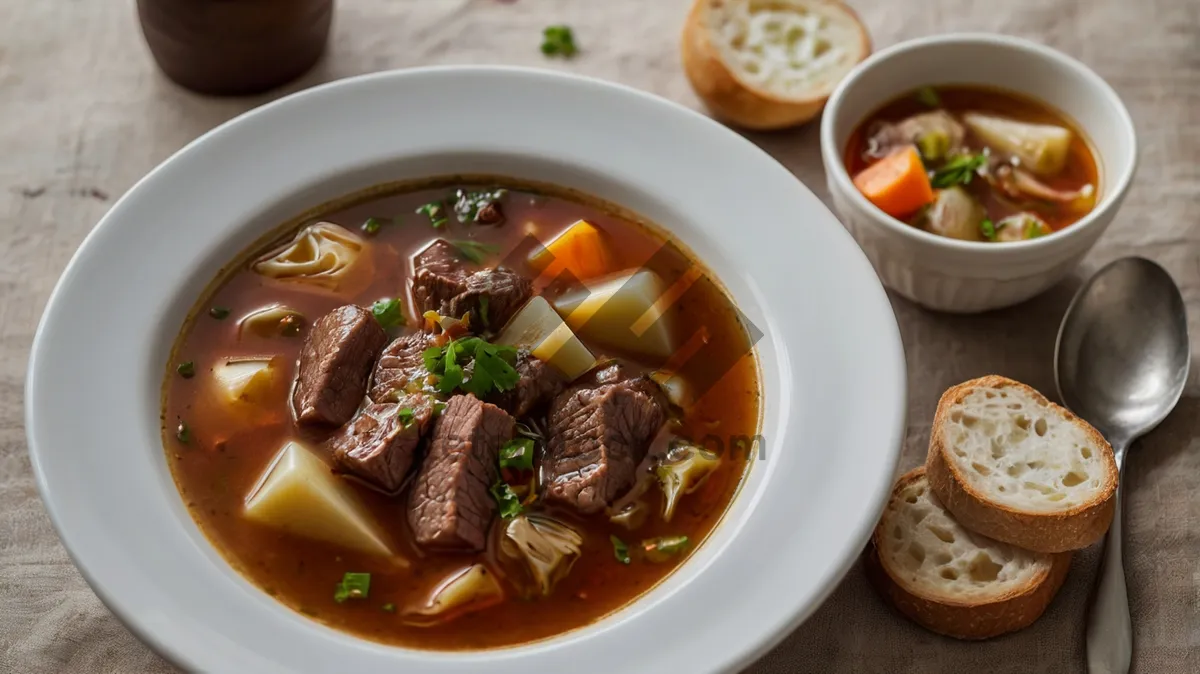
[852,146,934,218]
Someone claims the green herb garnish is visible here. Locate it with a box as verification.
[641,535,690,563]
[175,420,190,444]
[397,407,416,428]
[449,239,501,265]
[515,421,543,440]
[1024,218,1048,239]
[423,337,519,397]
[432,401,447,416]
[208,306,231,320]
[915,86,941,108]
[361,217,383,235]
[499,438,535,472]
[610,535,631,565]
[381,603,396,613]
[541,25,577,57]
[980,218,997,241]
[490,480,524,519]
[334,572,371,603]
[416,201,448,228]
[176,361,195,379]
[930,153,988,188]
[452,188,507,224]
[371,298,405,330]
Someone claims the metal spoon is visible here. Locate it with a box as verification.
[1054,257,1190,674]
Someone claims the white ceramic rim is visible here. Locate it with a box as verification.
[820,33,1138,255]
[27,66,906,673]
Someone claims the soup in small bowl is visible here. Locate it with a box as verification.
[820,34,1137,313]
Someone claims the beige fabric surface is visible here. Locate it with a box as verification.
[2,0,1197,672]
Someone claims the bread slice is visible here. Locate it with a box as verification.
[681,0,870,130]
[926,376,1117,553]
[866,468,1072,640]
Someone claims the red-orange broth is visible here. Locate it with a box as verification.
[163,177,760,649]
[844,86,1101,239]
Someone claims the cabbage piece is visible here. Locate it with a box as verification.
[868,110,966,161]
[649,370,693,409]
[995,213,1053,242]
[609,500,649,530]
[500,514,584,596]
[404,564,504,626]
[656,442,721,522]
[212,356,280,409]
[237,304,305,338]
[553,270,674,360]
[921,188,987,242]
[963,113,1073,177]
[252,222,370,292]
[640,535,691,563]
[496,296,597,381]
[243,441,396,557]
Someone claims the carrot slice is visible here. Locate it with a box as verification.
[528,219,615,282]
[852,146,934,218]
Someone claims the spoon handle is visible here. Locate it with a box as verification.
[1086,448,1131,674]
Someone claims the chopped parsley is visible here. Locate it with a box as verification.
[490,480,524,519]
[333,572,371,603]
[915,86,941,108]
[432,400,448,416]
[381,603,396,613]
[361,217,383,235]
[371,298,405,330]
[930,153,988,188]
[416,201,448,228]
[449,239,500,265]
[422,337,520,397]
[452,188,507,224]
[641,535,690,563]
[1024,218,1048,239]
[610,535,631,565]
[176,361,195,379]
[208,306,231,320]
[175,420,190,444]
[499,438,535,472]
[979,218,997,241]
[397,407,416,428]
[541,25,577,57]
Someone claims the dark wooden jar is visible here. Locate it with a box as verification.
[137,0,334,96]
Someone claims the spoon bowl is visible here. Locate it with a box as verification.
[1056,257,1190,448]
[1054,256,1190,674]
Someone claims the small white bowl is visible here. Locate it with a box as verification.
[820,33,1138,313]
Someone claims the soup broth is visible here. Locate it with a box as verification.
[163,177,760,649]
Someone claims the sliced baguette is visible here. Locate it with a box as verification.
[866,468,1072,640]
[926,375,1117,553]
[681,0,870,130]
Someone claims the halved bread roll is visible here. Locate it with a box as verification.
[926,376,1117,553]
[867,468,1072,640]
[681,0,871,130]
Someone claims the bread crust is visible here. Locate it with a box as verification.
[866,468,1073,640]
[680,0,870,130]
[925,375,1118,553]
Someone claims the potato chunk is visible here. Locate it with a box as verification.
[211,356,279,408]
[244,441,395,557]
[963,113,1073,177]
[553,270,674,360]
[497,296,597,381]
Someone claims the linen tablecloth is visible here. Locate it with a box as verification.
[1,1,1197,671]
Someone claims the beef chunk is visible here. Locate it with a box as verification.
[293,304,387,426]
[330,394,436,493]
[370,332,433,402]
[487,350,566,418]
[543,363,666,514]
[411,239,532,329]
[407,395,514,551]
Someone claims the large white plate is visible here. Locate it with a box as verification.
[26,67,905,673]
